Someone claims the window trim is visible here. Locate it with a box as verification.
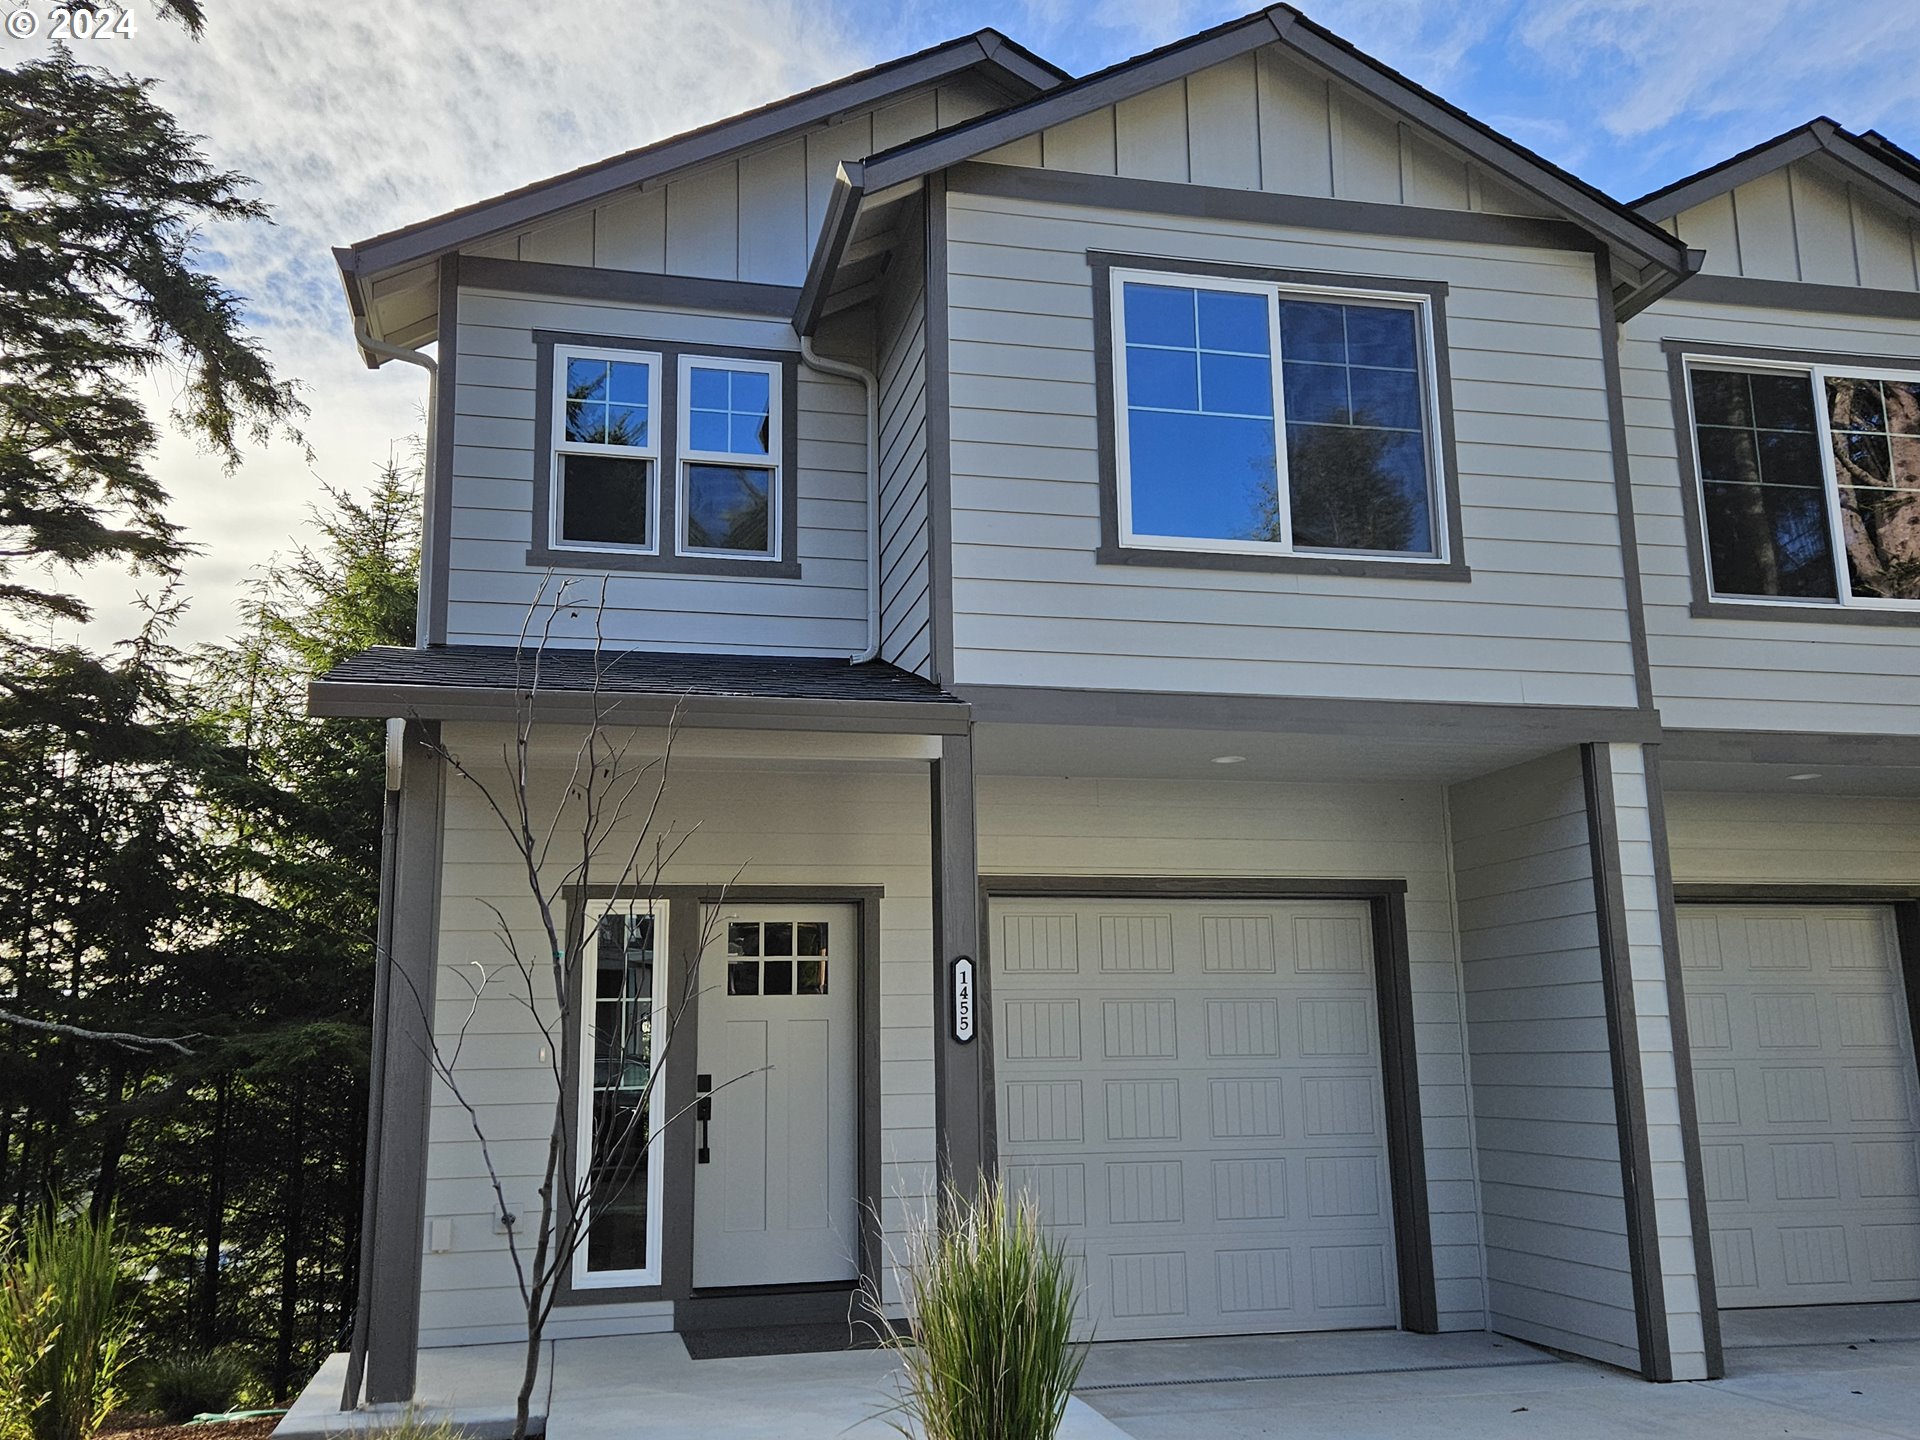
[568,895,671,1294]
[528,330,803,579]
[675,354,785,562]
[1089,250,1469,581]
[1668,340,1920,625]
[549,343,664,557]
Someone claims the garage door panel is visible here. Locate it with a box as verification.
[1683,904,1920,1308]
[994,897,1395,1340]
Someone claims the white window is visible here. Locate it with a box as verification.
[552,346,662,553]
[677,356,782,559]
[1685,357,1920,607]
[1110,267,1448,562]
[573,898,668,1290]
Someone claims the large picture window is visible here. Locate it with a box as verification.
[573,900,667,1289]
[1108,264,1450,566]
[1686,358,1920,607]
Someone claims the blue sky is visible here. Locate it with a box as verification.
[24,0,1920,644]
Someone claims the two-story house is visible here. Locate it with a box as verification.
[304,5,1920,1414]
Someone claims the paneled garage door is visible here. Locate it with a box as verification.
[991,897,1397,1340]
[1680,904,1920,1307]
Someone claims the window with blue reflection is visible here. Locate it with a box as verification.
[681,362,777,556]
[565,357,651,447]
[687,365,772,457]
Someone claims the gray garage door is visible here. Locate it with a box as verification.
[1680,904,1920,1307]
[991,897,1397,1341]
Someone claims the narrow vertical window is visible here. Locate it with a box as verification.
[553,348,661,551]
[578,902,666,1285]
[679,357,781,559]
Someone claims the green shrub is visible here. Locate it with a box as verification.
[0,1211,132,1440]
[136,1348,258,1424]
[878,1178,1086,1440]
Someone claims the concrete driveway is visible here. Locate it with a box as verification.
[1081,1306,1920,1439]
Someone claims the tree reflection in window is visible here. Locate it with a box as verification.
[585,908,656,1275]
[1825,376,1920,601]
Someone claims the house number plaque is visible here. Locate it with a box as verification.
[950,955,976,1044]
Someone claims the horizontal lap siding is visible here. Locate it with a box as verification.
[1664,789,1920,887]
[1449,750,1640,1371]
[420,731,934,1345]
[446,290,866,653]
[974,775,1486,1331]
[941,191,1638,703]
[1622,297,1920,733]
[877,210,934,677]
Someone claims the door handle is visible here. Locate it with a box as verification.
[696,1073,712,1164]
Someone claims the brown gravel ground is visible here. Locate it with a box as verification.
[101,1416,281,1440]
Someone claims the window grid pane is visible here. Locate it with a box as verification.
[687,365,772,458]
[566,358,650,448]
[1824,374,1920,601]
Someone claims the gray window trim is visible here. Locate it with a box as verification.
[1088,251,1469,580]
[976,873,1438,1335]
[1662,340,1920,627]
[531,330,802,578]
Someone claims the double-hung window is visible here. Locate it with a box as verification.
[679,356,781,559]
[1684,357,1920,608]
[554,348,661,552]
[1107,263,1451,567]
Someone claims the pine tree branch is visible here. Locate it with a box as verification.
[0,1007,191,1053]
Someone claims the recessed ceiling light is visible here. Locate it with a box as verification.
[1787,772,1821,782]
[1211,755,1247,765]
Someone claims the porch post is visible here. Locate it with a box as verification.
[930,727,986,1197]
[354,720,445,1404]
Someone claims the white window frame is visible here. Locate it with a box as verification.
[1682,352,1920,612]
[676,354,784,562]
[550,343,663,556]
[1109,265,1452,565]
[571,895,669,1292]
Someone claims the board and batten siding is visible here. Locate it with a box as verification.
[876,204,935,677]
[941,187,1640,703]
[419,732,936,1347]
[976,46,1552,219]
[447,288,869,652]
[457,78,1008,285]
[1621,295,1920,733]
[973,773,1487,1332]
[1663,159,1920,289]
[1448,748,1640,1371]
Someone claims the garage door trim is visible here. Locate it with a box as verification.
[977,875,1437,1335]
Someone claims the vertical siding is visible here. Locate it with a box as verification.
[420,735,935,1345]
[1620,296,1920,733]
[447,290,867,652]
[1448,749,1640,1370]
[876,204,934,677]
[942,188,1641,703]
[975,774,1487,1332]
[1609,744,1708,1380]
[1675,157,1920,289]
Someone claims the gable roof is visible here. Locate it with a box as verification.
[1634,117,1920,224]
[336,29,1067,287]
[815,3,1690,317]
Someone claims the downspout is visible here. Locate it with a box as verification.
[799,337,882,664]
[352,319,439,649]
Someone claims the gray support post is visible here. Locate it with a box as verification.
[930,728,985,1197]
[359,720,447,1404]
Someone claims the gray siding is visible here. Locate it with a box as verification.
[876,204,934,677]
[941,187,1641,704]
[979,46,1551,219]
[459,79,1008,286]
[1621,295,1920,733]
[446,287,868,653]
[1667,158,1920,288]
[1449,749,1640,1370]
[1665,787,1920,888]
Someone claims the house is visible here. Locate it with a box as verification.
[307,3,1920,1412]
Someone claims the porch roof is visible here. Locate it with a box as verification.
[307,645,969,734]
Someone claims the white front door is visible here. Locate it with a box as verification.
[693,902,860,1288]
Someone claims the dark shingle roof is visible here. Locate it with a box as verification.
[316,645,961,705]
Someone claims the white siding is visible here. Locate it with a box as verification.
[1665,788,1920,888]
[975,773,1486,1333]
[942,188,1640,704]
[420,733,934,1346]
[876,206,934,677]
[1621,295,1920,733]
[446,289,867,653]
[1007,45,1548,218]
[457,76,1011,286]
[1448,749,1640,1371]
[1672,158,1920,289]
[1608,743,1708,1380]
